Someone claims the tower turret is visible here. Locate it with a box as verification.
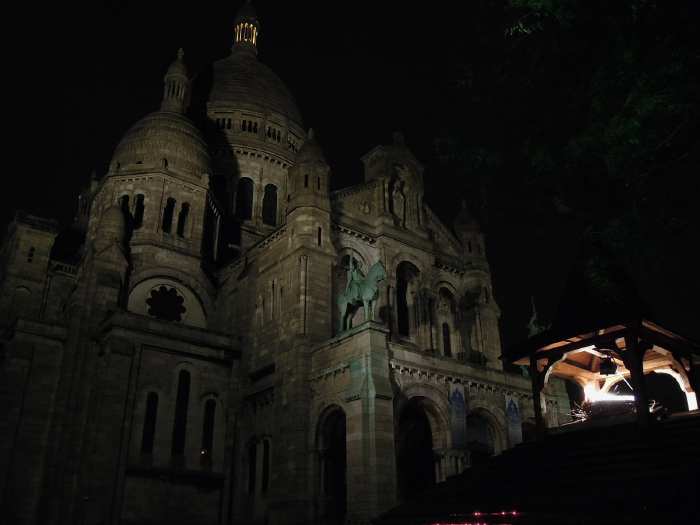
[454,200,486,262]
[454,200,502,368]
[287,129,331,215]
[284,130,334,258]
[160,49,190,113]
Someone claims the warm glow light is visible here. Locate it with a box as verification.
[584,382,634,403]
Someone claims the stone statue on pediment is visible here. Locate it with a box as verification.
[390,168,407,227]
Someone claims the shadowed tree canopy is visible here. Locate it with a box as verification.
[430,0,699,348]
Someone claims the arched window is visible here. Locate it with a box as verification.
[201,399,216,468]
[442,322,452,357]
[304,174,309,188]
[396,262,419,337]
[176,202,190,237]
[13,286,31,316]
[437,288,457,356]
[236,178,254,220]
[141,392,158,455]
[262,184,278,226]
[248,442,257,494]
[171,370,190,461]
[27,246,35,263]
[120,194,129,210]
[397,276,410,336]
[134,194,145,229]
[162,198,176,233]
[262,439,270,493]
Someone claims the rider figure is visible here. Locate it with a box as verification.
[346,259,362,295]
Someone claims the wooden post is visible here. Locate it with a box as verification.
[623,335,651,427]
[530,354,546,437]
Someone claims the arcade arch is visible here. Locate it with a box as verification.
[395,393,449,502]
[315,405,347,525]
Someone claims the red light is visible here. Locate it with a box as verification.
[473,511,482,516]
[512,510,518,516]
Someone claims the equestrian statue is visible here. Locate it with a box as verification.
[336,261,387,333]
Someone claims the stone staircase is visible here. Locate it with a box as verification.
[375,411,700,524]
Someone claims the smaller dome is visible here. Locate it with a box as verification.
[111,111,210,180]
[296,129,326,165]
[166,48,187,78]
[97,205,126,243]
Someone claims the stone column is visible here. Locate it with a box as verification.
[429,296,438,352]
[344,324,396,524]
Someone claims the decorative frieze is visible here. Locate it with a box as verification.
[389,359,532,401]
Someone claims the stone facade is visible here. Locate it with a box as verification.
[0,5,570,525]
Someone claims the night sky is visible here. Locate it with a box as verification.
[7,1,699,348]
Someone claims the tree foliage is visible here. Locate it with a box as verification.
[436,0,699,338]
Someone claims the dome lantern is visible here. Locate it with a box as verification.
[233,1,260,55]
[161,48,190,114]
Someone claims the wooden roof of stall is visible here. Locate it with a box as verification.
[507,318,700,384]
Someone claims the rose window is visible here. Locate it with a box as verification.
[146,286,186,322]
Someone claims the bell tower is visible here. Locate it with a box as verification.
[454,201,503,368]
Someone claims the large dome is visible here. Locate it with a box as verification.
[111,111,210,179]
[208,50,303,127]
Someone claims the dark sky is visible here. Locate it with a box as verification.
[6,1,698,347]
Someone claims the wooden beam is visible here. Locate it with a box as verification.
[513,326,630,366]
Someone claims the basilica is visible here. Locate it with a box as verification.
[0,4,570,525]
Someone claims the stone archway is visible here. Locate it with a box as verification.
[316,406,347,525]
[395,397,436,501]
[465,412,496,466]
[464,406,506,466]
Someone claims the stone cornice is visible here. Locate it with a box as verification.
[331,223,376,244]
[330,179,382,201]
[107,171,208,192]
[309,362,351,383]
[389,359,534,400]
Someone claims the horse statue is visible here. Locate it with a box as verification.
[337,261,387,333]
